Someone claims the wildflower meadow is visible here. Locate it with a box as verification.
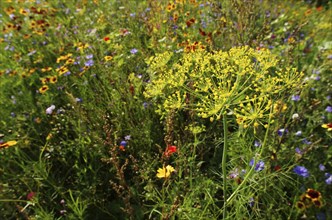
[0,0,331,219]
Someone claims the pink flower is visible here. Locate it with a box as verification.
[27,192,36,200]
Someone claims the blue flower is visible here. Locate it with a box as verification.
[120,140,127,147]
[254,140,261,147]
[249,159,265,172]
[291,95,300,101]
[130,48,138,54]
[319,164,326,171]
[249,197,254,207]
[85,59,94,67]
[293,165,309,177]
[302,138,312,145]
[326,174,332,185]
[295,147,303,155]
[277,128,288,137]
[325,106,332,113]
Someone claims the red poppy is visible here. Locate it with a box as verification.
[164,145,177,157]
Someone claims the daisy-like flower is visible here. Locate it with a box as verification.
[296,201,305,211]
[0,140,17,149]
[50,76,57,83]
[103,36,110,43]
[305,189,321,201]
[156,165,175,178]
[104,56,113,61]
[39,85,49,94]
[322,123,332,131]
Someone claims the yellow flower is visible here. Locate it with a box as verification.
[322,123,332,131]
[39,85,49,94]
[0,140,17,149]
[156,165,175,178]
[104,56,113,61]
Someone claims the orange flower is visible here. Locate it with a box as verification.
[164,145,177,157]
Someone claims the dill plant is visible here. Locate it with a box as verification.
[144,46,304,218]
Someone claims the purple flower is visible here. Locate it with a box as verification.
[326,175,332,185]
[86,54,93,59]
[46,105,56,114]
[120,140,127,147]
[85,59,94,67]
[229,168,239,179]
[124,135,131,140]
[63,71,71,76]
[249,159,265,171]
[293,165,309,177]
[302,138,312,145]
[295,147,303,155]
[325,106,332,113]
[291,95,300,101]
[295,131,302,136]
[254,140,261,147]
[249,197,255,207]
[130,48,138,54]
[277,128,288,137]
[319,164,326,171]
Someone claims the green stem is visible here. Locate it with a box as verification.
[225,107,273,206]
[222,113,228,220]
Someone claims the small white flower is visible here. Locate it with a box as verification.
[292,113,299,120]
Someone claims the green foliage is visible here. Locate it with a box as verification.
[0,0,331,219]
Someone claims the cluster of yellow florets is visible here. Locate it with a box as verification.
[145,46,303,128]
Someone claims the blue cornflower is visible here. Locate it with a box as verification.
[85,59,94,67]
[291,95,300,101]
[302,138,312,145]
[249,197,254,207]
[249,159,265,172]
[130,48,138,54]
[86,54,93,59]
[120,140,127,147]
[295,147,303,155]
[277,128,288,137]
[319,164,325,171]
[326,175,332,185]
[325,106,332,113]
[254,140,261,147]
[293,165,309,177]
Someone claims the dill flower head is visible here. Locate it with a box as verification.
[144,46,303,128]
